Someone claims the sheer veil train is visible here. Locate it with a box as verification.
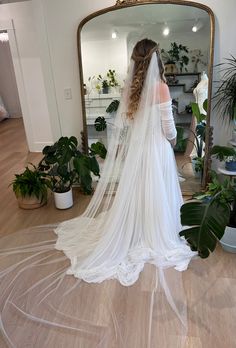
[0,42,197,347]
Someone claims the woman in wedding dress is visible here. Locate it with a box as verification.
[0,39,197,347]
[55,38,196,285]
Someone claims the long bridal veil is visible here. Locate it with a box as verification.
[0,53,194,347]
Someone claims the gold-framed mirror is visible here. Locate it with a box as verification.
[77,0,215,194]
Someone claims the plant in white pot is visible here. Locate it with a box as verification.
[11,164,49,209]
[39,136,100,209]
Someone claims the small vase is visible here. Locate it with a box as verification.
[102,87,109,94]
[54,188,73,209]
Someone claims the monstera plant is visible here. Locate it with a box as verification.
[179,171,236,257]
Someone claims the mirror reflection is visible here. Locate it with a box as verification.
[80,4,211,193]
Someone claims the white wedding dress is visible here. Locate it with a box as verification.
[0,53,197,347]
[55,54,196,286]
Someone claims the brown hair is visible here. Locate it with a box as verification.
[127,38,166,119]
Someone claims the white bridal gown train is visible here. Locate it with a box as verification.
[0,53,197,347]
[54,54,196,286]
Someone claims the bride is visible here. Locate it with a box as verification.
[0,39,197,347]
[55,38,196,286]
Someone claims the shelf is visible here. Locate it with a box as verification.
[168,84,185,87]
[166,72,201,76]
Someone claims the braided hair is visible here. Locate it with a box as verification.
[127,38,166,119]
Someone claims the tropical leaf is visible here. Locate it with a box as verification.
[94,117,107,131]
[90,142,107,159]
[179,199,230,258]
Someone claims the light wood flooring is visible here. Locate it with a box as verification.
[0,119,236,348]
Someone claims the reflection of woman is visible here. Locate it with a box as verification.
[55,39,196,283]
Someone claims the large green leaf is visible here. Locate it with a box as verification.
[179,199,230,258]
[94,117,107,132]
[90,142,107,159]
[73,156,93,194]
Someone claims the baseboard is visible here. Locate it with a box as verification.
[31,141,54,152]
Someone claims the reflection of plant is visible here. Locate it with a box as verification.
[175,126,187,152]
[106,100,120,113]
[102,80,109,89]
[192,156,204,173]
[213,55,236,122]
[107,69,119,87]
[191,49,207,72]
[94,116,107,131]
[161,42,189,72]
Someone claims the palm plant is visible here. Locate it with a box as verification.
[213,55,236,123]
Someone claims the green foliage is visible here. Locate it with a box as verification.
[39,136,100,194]
[175,126,187,152]
[107,69,119,87]
[102,80,109,89]
[192,156,204,173]
[211,145,236,161]
[90,142,107,159]
[11,164,49,203]
[94,117,107,132]
[180,170,236,258]
[73,154,100,194]
[180,198,230,258]
[213,55,236,123]
[191,100,207,124]
[162,42,189,72]
[106,100,120,114]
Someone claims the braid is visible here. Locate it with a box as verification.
[127,39,166,119]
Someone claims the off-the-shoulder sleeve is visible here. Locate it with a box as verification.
[159,100,177,141]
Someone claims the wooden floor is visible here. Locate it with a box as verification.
[0,119,236,348]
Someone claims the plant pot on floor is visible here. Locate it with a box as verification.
[17,195,47,210]
[220,226,236,253]
[191,157,202,178]
[53,188,73,209]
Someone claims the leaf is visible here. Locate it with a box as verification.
[179,199,230,258]
[90,142,107,159]
[94,117,107,132]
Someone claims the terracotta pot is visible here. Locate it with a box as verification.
[165,63,178,74]
[17,195,47,210]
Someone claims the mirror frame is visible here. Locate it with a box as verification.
[77,0,215,190]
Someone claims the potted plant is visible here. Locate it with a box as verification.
[161,42,189,73]
[211,145,236,171]
[180,170,236,255]
[102,79,109,94]
[11,164,49,209]
[39,136,100,209]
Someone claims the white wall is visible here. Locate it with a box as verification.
[82,38,127,86]
[0,40,22,117]
[0,1,54,151]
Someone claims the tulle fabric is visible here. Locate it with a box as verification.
[0,53,197,347]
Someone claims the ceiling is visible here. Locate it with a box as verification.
[82,4,210,41]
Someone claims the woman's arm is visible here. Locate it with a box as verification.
[158,83,177,146]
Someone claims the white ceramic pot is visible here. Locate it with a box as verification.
[53,188,73,209]
[220,226,236,253]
